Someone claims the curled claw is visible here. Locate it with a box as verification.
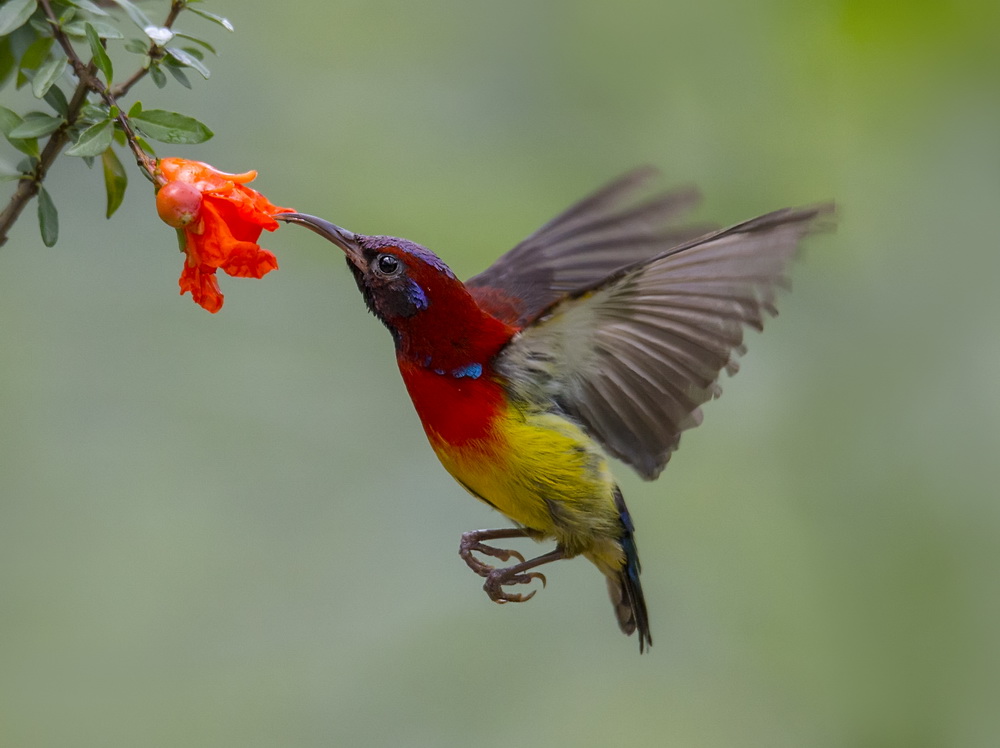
[484,569,547,604]
[458,532,564,605]
[459,531,527,578]
[459,541,526,577]
[492,545,526,564]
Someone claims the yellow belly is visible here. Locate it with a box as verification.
[428,403,623,560]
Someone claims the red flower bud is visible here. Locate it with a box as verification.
[156,181,203,228]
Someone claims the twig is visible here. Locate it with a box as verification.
[0,1,187,247]
[40,0,157,178]
[0,73,93,246]
[110,1,186,99]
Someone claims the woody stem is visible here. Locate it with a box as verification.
[109,1,186,100]
[0,0,186,247]
[39,0,157,179]
[0,72,92,247]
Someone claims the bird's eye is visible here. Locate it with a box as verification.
[374,253,401,277]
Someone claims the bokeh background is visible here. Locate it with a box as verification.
[2,1,999,746]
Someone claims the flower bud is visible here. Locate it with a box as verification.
[156,181,203,228]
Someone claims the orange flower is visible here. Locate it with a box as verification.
[155,158,293,313]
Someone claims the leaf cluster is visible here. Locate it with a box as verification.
[0,0,233,246]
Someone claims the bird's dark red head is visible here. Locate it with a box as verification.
[350,234,458,322]
[278,213,516,368]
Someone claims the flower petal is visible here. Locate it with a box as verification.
[159,157,292,312]
[160,157,258,191]
[221,245,278,279]
[209,193,271,241]
[184,200,239,267]
[179,262,224,313]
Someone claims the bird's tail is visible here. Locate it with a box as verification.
[606,486,652,652]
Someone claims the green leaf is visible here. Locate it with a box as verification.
[164,63,190,89]
[127,100,142,117]
[148,63,166,88]
[85,23,113,84]
[124,38,146,54]
[63,19,124,39]
[31,55,65,98]
[28,16,51,35]
[9,112,62,138]
[0,0,36,37]
[65,118,114,156]
[37,186,58,247]
[0,35,16,90]
[0,105,22,132]
[165,47,209,79]
[101,146,127,218]
[13,136,39,157]
[109,0,151,30]
[174,32,216,55]
[135,134,154,155]
[43,83,69,115]
[187,7,234,32]
[5,19,39,59]
[18,35,53,73]
[80,102,108,120]
[130,109,212,144]
[0,105,39,157]
[65,0,109,15]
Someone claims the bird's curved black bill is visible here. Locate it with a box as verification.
[277,212,364,266]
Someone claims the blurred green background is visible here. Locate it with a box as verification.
[2,0,999,746]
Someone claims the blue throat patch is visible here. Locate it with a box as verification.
[425,359,483,379]
[451,362,483,379]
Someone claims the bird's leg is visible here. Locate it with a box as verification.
[483,548,565,604]
[459,527,533,577]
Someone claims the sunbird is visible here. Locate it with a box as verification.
[279,168,831,651]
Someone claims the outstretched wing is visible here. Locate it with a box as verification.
[466,167,711,327]
[495,204,834,479]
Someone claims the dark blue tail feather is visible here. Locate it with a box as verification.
[612,486,652,652]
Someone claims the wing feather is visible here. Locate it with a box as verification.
[496,203,833,479]
[466,168,711,325]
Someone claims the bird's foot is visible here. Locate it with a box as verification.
[459,530,562,604]
[459,531,526,577]
[484,567,547,604]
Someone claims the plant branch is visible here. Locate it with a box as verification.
[0,1,188,246]
[0,73,93,247]
[110,1,187,99]
[39,0,157,179]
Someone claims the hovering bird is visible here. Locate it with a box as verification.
[279,168,830,651]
